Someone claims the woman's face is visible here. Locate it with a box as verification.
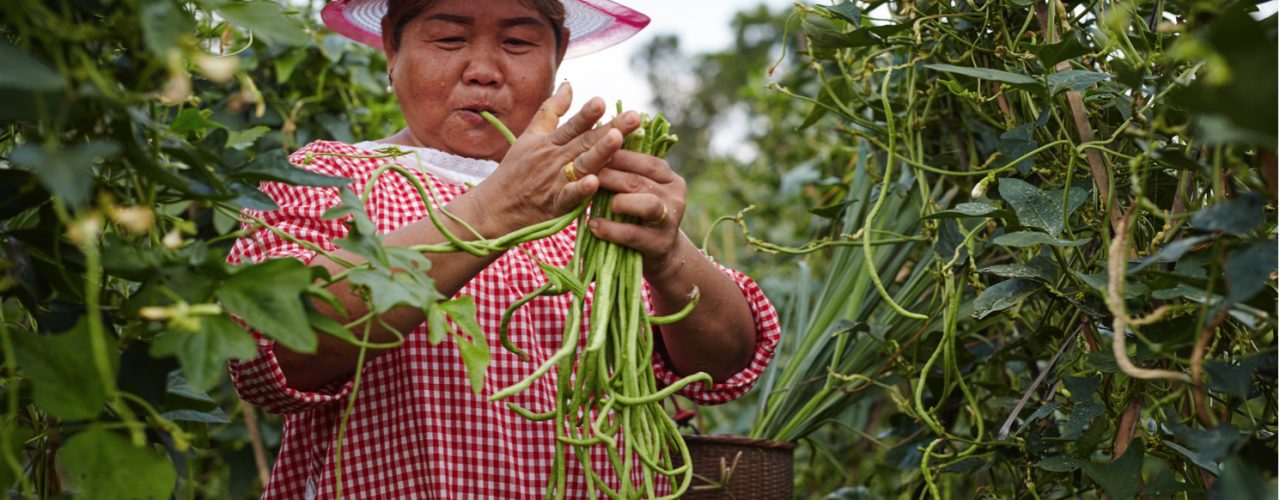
[386,0,566,161]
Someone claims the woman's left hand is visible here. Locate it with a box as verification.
[587,149,687,277]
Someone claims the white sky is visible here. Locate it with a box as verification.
[557,1,796,113]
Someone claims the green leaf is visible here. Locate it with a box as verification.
[1209,456,1270,500]
[438,296,490,394]
[1062,375,1101,402]
[235,150,352,187]
[169,108,224,136]
[346,268,441,313]
[1127,235,1212,275]
[215,1,312,47]
[1171,424,1245,469]
[308,308,357,345]
[0,42,65,91]
[274,47,310,84]
[323,189,377,235]
[992,231,1090,248]
[971,278,1041,319]
[1046,70,1110,96]
[923,63,1040,87]
[1151,147,1208,171]
[1015,402,1061,436]
[149,314,257,392]
[0,426,33,490]
[217,258,317,353]
[226,125,271,150]
[978,259,1057,283]
[426,302,448,345]
[921,201,1011,220]
[1076,271,1149,299]
[228,180,280,211]
[998,178,1089,236]
[140,0,194,56]
[803,20,908,49]
[1037,453,1087,472]
[58,430,177,500]
[10,141,120,207]
[161,407,231,424]
[1205,360,1254,398]
[12,319,111,421]
[997,124,1039,174]
[1226,241,1277,303]
[817,1,861,25]
[1084,440,1144,500]
[320,34,350,64]
[1190,194,1266,235]
[1144,458,1194,496]
[1059,402,1104,440]
[1030,34,1092,68]
[1168,5,1276,148]
[803,21,878,49]
[809,200,854,219]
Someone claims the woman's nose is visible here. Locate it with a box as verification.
[463,49,503,87]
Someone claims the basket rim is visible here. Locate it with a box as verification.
[682,433,798,450]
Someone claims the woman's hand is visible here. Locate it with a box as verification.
[472,83,640,235]
[587,149,688,279]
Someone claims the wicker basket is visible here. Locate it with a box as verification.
[680,434,796,499]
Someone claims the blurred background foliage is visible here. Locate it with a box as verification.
[0,0,1276,498]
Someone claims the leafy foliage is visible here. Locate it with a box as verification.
[645,0,1277,498]
[0,0,407,496]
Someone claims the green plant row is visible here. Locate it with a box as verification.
[703,0,1277,497]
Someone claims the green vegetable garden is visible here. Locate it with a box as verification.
[0,0,1276,497]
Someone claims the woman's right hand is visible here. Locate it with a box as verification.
[471,82,641,235]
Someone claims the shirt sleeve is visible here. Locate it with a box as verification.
[226,141,356,415]
[650,262,781,406]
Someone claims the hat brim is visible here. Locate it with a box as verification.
[321,0,649,59]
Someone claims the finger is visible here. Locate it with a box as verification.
[571,129,623,177]
[610,193,668,224]
[562,110,641,159]
[550,97,606,146]
[526,82,573,135]
[595,168,654,195]
[587,218,655,252]
[553,175,599,213]
[606,150,678,183]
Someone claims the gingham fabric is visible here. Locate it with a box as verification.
[227,141,781,499]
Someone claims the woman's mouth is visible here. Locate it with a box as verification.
[459,106,499,124]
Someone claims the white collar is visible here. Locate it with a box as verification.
[353,141,498,187]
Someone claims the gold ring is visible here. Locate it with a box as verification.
[563,161,579,182]
[646,204,669,226]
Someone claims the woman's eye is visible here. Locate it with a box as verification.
[432,37,465,46]
[504,38,533,47]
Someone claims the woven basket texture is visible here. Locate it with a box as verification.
[680,434,796,500]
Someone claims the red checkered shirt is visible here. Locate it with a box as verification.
[228,141,781,499]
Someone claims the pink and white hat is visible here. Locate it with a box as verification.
[321,0,650,58]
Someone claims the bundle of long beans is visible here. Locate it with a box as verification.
[486,109,712,499]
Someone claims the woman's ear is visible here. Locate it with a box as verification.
[383,39,398,73]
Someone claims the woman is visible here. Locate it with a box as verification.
[229,0,780,497]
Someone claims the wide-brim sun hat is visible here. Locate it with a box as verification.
[322,0,650,59]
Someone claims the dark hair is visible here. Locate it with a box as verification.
[382,0,567,53]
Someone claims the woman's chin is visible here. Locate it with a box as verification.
[444,137,508,161]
